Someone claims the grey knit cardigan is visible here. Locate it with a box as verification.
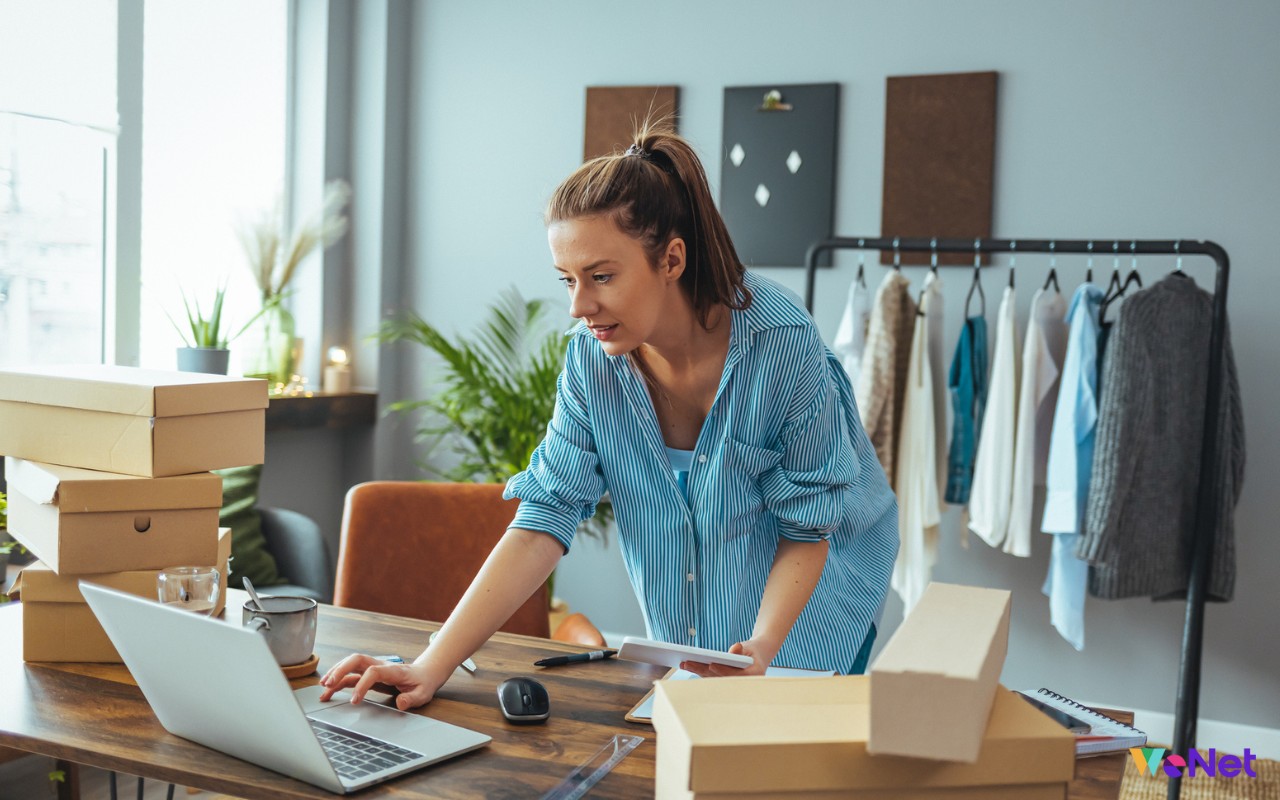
[1077,274,1244,601]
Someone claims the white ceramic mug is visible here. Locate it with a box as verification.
[242,595,317,666]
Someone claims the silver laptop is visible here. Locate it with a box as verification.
[80,583,490,794]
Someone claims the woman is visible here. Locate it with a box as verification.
[321,125,897,711]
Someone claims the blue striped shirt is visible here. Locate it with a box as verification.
[504,273,899,673]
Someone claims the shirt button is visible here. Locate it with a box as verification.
[697,454,708,464]
[686,572,695,582]
[688,627,697,637]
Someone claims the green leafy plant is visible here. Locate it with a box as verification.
[1,490,13,605]
[377,288,612,542]
[166,282,230,349]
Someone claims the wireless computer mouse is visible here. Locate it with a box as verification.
[497,676,550,724]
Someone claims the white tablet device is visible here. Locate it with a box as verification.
[617,636,754,669]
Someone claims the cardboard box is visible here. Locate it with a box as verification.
[652,676,1073,799]
[12,528,231,663]
[4,457,222,574]
[869,582,1012,762]
[0,364,267,477]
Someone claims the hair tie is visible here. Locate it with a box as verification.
[624,143,650,159]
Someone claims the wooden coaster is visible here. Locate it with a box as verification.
[282,653,319,679]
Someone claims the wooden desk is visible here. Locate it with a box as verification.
[0,595,1127,799]
[1068,710,1135,800]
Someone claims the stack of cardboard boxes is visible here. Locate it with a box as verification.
[653,583,1078,799]
[0,365,268,662]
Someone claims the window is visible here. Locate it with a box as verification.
[138,0,288,372]
[0,0,118,368]
[0,1,288,371]
[0,117,110,366]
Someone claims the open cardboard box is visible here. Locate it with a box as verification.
[652,676,1073,799]
[869,582,1012,763]
[5,457,223,574]
[11,528,231,663]
[0,364,267,477]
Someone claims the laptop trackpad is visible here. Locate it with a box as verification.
[295,685,471,752]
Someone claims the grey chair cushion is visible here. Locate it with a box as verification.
[258,507,333,603]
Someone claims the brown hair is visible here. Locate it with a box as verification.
[545,118,752,327]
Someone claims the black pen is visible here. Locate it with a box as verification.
[534,649,617,667]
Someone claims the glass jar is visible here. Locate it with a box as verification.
[240,297,298,391]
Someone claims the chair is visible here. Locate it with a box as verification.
[551,612,607,648]
[259,506,333,603]
[334,482,550,638]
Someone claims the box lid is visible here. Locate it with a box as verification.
[872,583,1011,679]
[868,583,1011,762]
[6,457,223,512]
[0,364,267,417]
[11,527,230,603]
[653,677,1074,793]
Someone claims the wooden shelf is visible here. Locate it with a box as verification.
[265,391,377,432]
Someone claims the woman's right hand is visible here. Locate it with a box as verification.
[318,654,445,711]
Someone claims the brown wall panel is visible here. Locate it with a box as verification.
[583,86,679,162]
[882,71,997,265]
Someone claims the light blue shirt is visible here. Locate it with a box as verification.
[666,446,694,501]
[505,273,898,673]
[1040,283,1104,651]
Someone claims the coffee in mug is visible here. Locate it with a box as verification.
[242,595,317,667]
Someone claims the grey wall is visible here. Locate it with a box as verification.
[265,0,1279,730]
[392,0,1280,729]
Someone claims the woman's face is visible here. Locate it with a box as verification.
[548,215,685,357]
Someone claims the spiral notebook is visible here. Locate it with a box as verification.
[1017,688,1147,756]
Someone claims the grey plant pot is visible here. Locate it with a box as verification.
[177,347,230,375]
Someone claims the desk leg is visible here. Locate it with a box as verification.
[54,760,80,800]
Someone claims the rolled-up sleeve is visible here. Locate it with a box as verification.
[504,336,606,553]
[759,330,860,543]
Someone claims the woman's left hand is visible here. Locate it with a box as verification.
[679,639,775,678]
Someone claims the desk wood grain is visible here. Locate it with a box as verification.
[0,596,1126,799]
[0,597,666,799]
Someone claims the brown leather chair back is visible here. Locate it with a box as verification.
[552,612,607,648]
[334,481,550,638]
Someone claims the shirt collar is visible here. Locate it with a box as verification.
[568,270,811,358]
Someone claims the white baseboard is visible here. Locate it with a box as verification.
[1120,707,1280,761]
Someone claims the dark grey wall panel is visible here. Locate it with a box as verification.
[720,83,839,268]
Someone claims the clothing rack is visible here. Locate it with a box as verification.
[805,236,1229,800]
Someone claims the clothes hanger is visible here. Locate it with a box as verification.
[1173,240,1187,277]
[1008,240,1016,289]
[964,238,986,318]
[1101,242,1145,322]
[852,238,868,288]
[1085,241,1094,284]
[1124,240,1144,290]
[1043,241,1060,293]
[1041,240,1060,292]
[1102,241,1124,301]
[892,236,902,273]
[930,237,939,277]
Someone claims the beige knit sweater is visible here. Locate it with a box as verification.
[855,272,917,485]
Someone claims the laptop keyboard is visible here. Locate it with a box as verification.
[310,718,425,782]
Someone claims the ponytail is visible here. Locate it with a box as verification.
[545,118,751,327]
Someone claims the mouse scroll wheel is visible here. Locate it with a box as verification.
[522,693,532,704]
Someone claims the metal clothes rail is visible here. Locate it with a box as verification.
[804,236,1230,800]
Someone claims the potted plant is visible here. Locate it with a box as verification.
[378,288,613,598]
[238,180,351,390]
[167,282,232,374]
[1,489,15,602]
